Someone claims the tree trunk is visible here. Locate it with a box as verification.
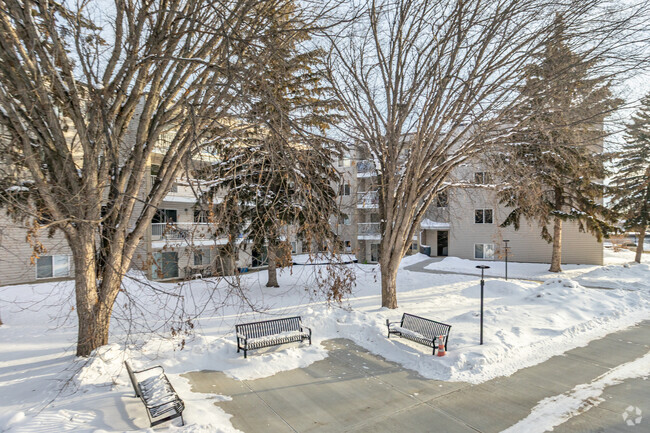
[635,225,646,264]
[71,230,123,357]
[76,301,112,357]
[266,242,279,287]
[549,216,563,272]
[71,236,103,357]
[379,255,399,308]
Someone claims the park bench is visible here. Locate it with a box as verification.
[386,313,451,355]
[124,361,185,427]
[236,316,312,358]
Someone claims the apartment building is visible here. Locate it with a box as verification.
[0,140,605,287]
[343,155,604,266]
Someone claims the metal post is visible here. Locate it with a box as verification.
[476,265,490,345]
[503,240,510,281]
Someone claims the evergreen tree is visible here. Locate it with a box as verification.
[610,93,650,263]
[499,15,621,272]
[206,1,342,286]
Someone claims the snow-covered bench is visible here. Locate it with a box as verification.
[235,316,312,358]
[124,361,185,427]
[386,313,451,355]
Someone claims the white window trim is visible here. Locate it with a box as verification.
[474,243,495,260]
[474,208,494,224]
[475,171,489,185]
[35,254,71,279]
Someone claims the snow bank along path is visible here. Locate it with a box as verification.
[502,350,650,433]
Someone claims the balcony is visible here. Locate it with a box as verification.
[357,191,379,208]
[357,222,381,240]
[151,222,213,241]
[356,160,377,177]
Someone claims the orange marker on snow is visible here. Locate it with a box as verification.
[437,335,446,357]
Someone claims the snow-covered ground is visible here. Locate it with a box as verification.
[424,248,650,290]
[0,249,648,432]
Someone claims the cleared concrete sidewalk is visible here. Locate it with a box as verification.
[184,321,649,433]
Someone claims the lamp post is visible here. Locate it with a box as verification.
[476,265,490,345]
[503,240,510,281]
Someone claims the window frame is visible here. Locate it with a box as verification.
[339,182,351,196]
[474,171,490,185]
[474,243,495,260]
[474,208,494,224]
[194,209,208,223]
[36,255,70,279]
[436,191,448,208]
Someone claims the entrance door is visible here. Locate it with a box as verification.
[437,231,448,256]
[370,244,380,262]
[252,245,268,267]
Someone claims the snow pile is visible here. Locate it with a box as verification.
[575,262,650,290]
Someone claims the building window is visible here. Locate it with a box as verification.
[291,241,298,254]
[474,209,493,224]
[194,249,211,266]
[36,255,70,279]
[152,209,178,224]
[338,158,352,167]
[194,209,208,223]
[475,172,490,185]
[411,241,418,251]
[339,213,351,225]
[153,251,179,279]
[474,244,495,260]
[339,182,351,196]
[436,191,448,208]
[344,240,352,253]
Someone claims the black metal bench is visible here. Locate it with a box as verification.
[236,316,312,358]
[386,313,451,355]
[124,361,185,427]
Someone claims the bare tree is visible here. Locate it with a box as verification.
[325,0,650,308]
[0,0,297,356]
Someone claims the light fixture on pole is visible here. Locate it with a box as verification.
[503,240,510,281]
[476,265,490,345]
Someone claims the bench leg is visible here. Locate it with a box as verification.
[243,349,247,359]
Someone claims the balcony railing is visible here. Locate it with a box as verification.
[151,222,212,241]
[357,191,379,208]
[357,222,381,236]
[356,160,377,176]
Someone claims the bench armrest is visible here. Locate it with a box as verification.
[301,325,312,337]
[134,365,165,375]
[386,319,400,327]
